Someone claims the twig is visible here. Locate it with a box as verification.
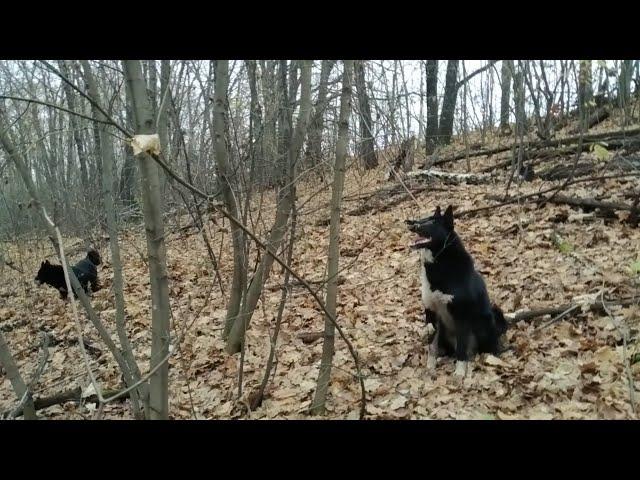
[37,61,131,138]
[0,95,114,126]
[535,305,581,331]
[42,209,104,405]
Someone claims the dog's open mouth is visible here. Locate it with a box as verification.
[410,236,431,248]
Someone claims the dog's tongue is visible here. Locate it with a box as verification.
[411,236,430,248]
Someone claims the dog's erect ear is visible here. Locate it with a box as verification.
[87,249,101,266]
[434,206,442,218]
[443,205,454,228]
[44,260,50,265]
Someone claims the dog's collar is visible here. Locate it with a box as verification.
[432,231,457,261]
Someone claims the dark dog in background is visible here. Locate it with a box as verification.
[406,206,507,377]
[35,249,102,299]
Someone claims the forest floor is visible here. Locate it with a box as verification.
[1,116,640,420]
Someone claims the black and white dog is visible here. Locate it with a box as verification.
[406,206,507,377]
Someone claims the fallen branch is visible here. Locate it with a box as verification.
[486,193,634,213]
[440,127,640,167]
[297,331,326,344]
[538,162,598,181]
[456,172,640,218]
[538,154,640,181]
[7,385,128,418]
[543,194,635,212]
[505,296,639,323]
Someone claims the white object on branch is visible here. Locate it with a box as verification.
[131,134,161,156]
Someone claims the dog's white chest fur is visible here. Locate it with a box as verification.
[419,249,454,328]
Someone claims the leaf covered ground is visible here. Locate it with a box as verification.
[1,124,639,420]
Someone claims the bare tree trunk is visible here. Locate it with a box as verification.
[418,61,425,140]
[122,60,171,420]
[438,60,459,146]
[58,60,90,200]
[399,60,412,137]
[80,60,146,419]
[244,58,263,223]
[578,60,593,132]
[213,60,248,340]
[0,330,37,419]
[276,60,293,185]
[521,60,547,139]
[391,60,399,143]
[485,64,495,134]
[72,63,105,227]
[513,65,526,137]
[461,62,471,172]
[246,60,263,175]
[148,60,158,118]
[305,60,336,169]
[511,64,527,188]
[118,76,138,209]
[157,60,171,197]
[500,60,513,135]
[288,61,300,115]
[354,60,377,169]
[311,60,353,416]
[425,60,439,155]
[260,60,278,187]
[226,61,312,354]
[619,59,633,125]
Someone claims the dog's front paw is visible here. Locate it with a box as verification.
[426,355,437,370]
[454,360,468,378]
